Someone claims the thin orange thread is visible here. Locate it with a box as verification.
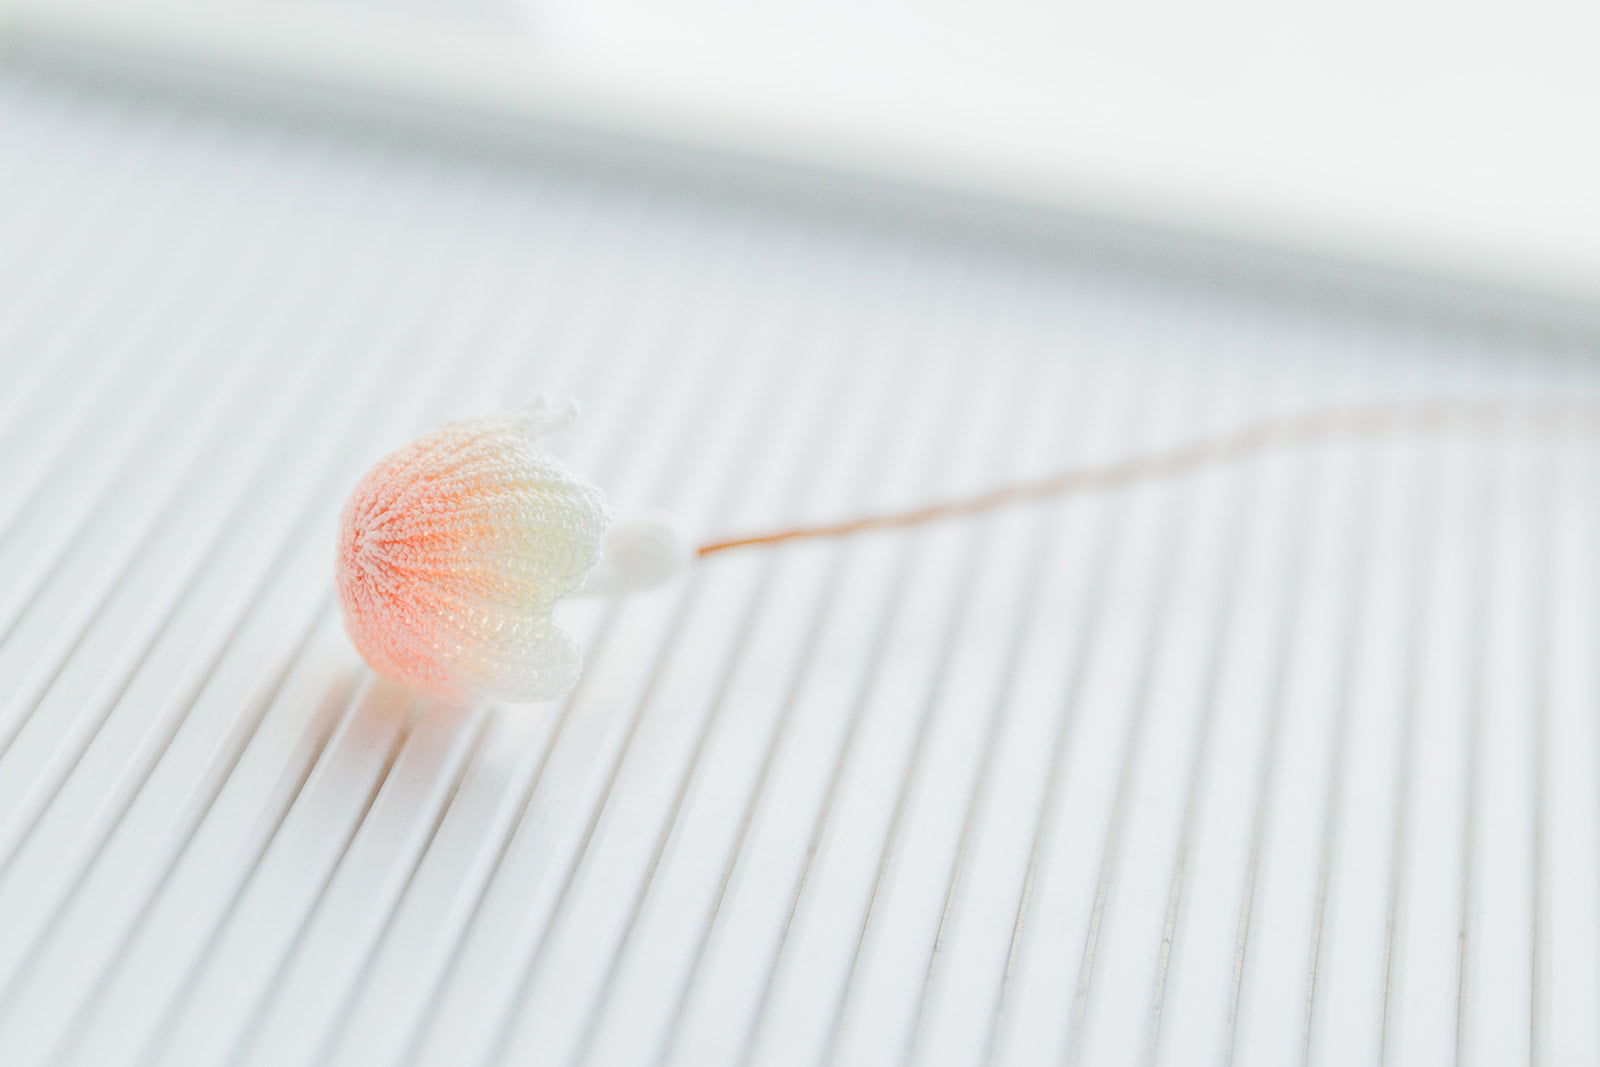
[696,398,1600,558]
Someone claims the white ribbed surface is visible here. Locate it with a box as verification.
[1,73,1599,1067]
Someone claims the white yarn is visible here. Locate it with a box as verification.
[576,513,691,596]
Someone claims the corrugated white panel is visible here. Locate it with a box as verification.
[0,72,1597,1067]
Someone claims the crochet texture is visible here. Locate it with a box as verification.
[336,403,611,704]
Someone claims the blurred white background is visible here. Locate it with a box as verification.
[8,0,1600,302]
